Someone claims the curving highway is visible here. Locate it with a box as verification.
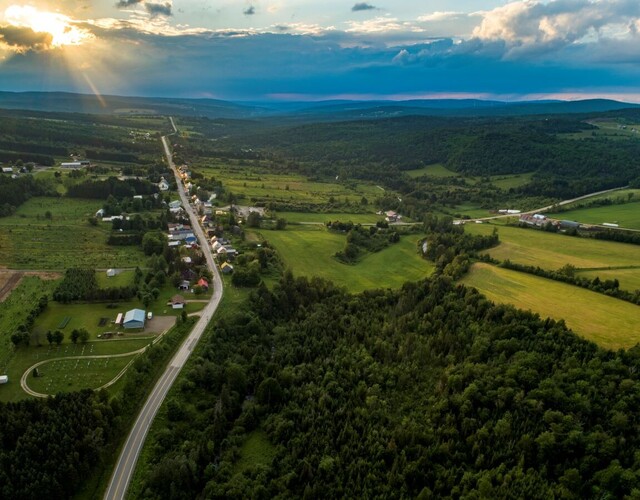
[104,120,223,500]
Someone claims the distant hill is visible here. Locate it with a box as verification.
[0,91,637,119]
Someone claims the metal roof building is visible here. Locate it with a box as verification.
[123,309,146,329]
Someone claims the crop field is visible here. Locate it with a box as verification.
[256,226,434,292]
[0,197,146,269]
[465,223,640,270]
[0,337,152,402]
[546,201,640,230]
[461,263,640,350]
[194,162,384,205]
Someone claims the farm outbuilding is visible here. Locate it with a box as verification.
[169,295,186,309]
[0,375,8,384]
[123,309,146,329]
[106,269,116,277]
[221,262,234,274]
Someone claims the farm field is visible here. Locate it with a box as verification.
[465,223,640,270]
[194,162,384,205]
[255,226,434,292]
[546,201,640,229]
[0,337,152,402]
[576,268,640,293]
[0,197,146,269]
[461,263,640,350]
[280,211,384,224]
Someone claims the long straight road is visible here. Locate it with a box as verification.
[104,122,223,500]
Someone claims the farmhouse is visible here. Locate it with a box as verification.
[122,309,146,329]
[168,295,186,309]
[385,210,402,222]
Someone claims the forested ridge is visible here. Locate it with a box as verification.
[137,274,640,498]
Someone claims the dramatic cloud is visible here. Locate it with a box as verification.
[244,6,256,16]
[0,25,52,52]
[352,3,376,12]
[145,2,172,17]
[116,0,144,7]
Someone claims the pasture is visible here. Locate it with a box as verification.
[465,223,640,270]
[0,197,146,269]
[576,268,640,293]
[461,263,640,350]
[281,211,384,224]
[256,226,434,292]
[406,163,457,178]
[546,200,640,230]
[193,161,384,206]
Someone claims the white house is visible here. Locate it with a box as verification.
[169,295,186,309]
[158,177,170,191]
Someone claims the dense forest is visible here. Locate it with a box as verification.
[136,273,640,498]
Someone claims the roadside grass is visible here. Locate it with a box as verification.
[28,354,136,395]
[255,226,434,292]
[0,338,153,402]
[0,197,146,269]
[465,223,640,270]
[546,201,640,230]
[280,211,384,224]
[126,287,251,500]
[234,429,277,474]
[461,263,640,350]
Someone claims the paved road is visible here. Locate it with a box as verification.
[104,122,223,500]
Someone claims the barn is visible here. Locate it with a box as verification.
[123,309,146,329]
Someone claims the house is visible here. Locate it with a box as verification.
[221,262,234,274]
[185,236,197,245]
[559,220,580,230]
[197,278,209,290]
[168,295,186,309]
[169,200,182,210]
[385,210,401,223]
[179,280,191,291]
[158,177,170,191]
[182,256,192,264]
[106,268,116,277]
[168,240,181,248]
[2,167,13,174]
[212,241,223,251]
[122,309,146,329]
[96,208,105,218]
[181,269,197,281]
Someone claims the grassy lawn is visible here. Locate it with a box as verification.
[255,226,434,292]
[461,263,640,350]
[280,211,384,224]
[234,430,277,474]
[546,201,640,230]
[0,197,146,269]
[28,354,136,395]
[0,337,152,402]
[465,223,640,270]
[95,269,135,288]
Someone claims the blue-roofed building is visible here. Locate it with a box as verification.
[123,309,146,329]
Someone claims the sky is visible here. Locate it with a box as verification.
[1,0,640,101]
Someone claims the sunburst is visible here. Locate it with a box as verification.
[4,5,93,47]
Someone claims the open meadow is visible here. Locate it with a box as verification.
[255,226,434,292]
[547,200,640,230]
[461,263,640,350]
[465,223,640,270]
[280,211,385,224]
[0,197,146,269]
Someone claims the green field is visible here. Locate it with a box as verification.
[234,430,277,474]
[576,268,640,293]
[280,211,384,224]
[406,163,458,178]
[28,353,136,395]
[465,223,640,270]
[194,162,384,205]
[461,263,640,350]
[0,337,152,402]
[547,200,640,230]
[0,197,146,269]
[95,269,136,288]
[255,226,434,292]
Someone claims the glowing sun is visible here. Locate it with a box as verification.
[4,5,93,47]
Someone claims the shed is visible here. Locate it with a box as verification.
[115,313,123,325]
[169,295,186,309]
[0,375,8,384]
[179,280,191,290]
[221,262,234,274]
[123,309,146,329]
[106,268,116,277]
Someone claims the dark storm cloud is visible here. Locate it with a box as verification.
[116,0,144,7]
[352,3,376,12]
[145,2,172,16]
[0,25,53,52]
